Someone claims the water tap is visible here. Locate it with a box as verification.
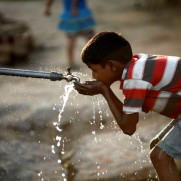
[62,67,80,83]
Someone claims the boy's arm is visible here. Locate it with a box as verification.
[102,85,139,135]
[44,0,54,16]
[74,81,139,135]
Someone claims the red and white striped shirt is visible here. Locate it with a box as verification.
[120,53,181,119]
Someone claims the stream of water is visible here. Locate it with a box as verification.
[53,84,74,181]
[38,78,152,180]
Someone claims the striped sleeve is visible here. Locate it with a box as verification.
[122,79,153,113]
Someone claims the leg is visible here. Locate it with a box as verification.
[149,119,181,181]
[150,137,160,150]
[67,36,76,67]
[150,146,180,181]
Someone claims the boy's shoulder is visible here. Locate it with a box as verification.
[135,53,180,61]
[120,53,181,91]
[123,53,181,81]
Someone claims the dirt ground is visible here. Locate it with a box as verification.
[0,0,181,180]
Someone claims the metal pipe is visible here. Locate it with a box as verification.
[0,68,80,83]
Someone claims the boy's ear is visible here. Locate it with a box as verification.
[107,60,118,72]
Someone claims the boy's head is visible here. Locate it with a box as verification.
[81,31,133,86]
[81,31,133,67]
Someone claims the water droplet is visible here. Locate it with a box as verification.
[51,145,55,154]
[92,131,96,135]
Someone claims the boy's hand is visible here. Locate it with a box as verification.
[74,81,105,96]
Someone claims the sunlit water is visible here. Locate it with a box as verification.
[37,72,153,180]
[53,84,74,181]
[53,84,74,132]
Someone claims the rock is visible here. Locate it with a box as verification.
[0,43,12,64]
[0,140,66,181]
[0,12,33,65]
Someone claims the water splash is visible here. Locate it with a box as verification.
[51,145,56,154]
[53,84,74,132]
[91,96,106,129]
[51,84,74,180]
[56,136,62,147]
[90,96,96,125]
[133,133,150,159]
[49,77,152,180]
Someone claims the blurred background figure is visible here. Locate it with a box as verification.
[44,0,96,69]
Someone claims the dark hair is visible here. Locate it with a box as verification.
[81,31,133,66]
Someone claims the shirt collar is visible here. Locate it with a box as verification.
[120,55,139,89]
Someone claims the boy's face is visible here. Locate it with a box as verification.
[87,61,124,86]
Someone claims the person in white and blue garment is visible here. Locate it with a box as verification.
[45,0,96,68]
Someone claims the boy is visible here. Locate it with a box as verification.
[74,31,181,181]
